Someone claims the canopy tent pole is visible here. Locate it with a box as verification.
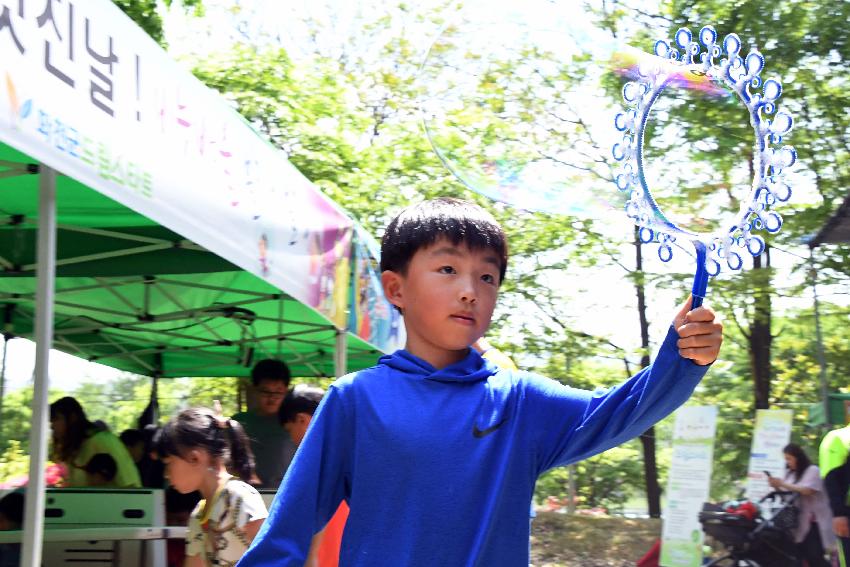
[20,164,57,567]
[809,248,830,431]
[0,333,9,438]
[334,329,347,378]
[0,303,14,435]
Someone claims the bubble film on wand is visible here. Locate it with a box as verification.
[613,25,796,307]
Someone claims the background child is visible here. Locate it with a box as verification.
[239,197,723,566]
[155,404,267,567]
[83,453,118,487]
[279,385,348,567]
[0,490,23,567]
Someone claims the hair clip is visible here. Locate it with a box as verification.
[212,400,230,429]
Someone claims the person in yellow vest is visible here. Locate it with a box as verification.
[821,423,850,566]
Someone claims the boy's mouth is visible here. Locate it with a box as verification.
[450,312,476,325]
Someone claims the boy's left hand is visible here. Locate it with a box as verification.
[673,295,723,366]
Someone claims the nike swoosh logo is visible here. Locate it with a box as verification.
[473,418,507,439]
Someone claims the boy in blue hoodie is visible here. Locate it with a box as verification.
[239,197,723,566]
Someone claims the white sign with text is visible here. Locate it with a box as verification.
[661,405,718,567]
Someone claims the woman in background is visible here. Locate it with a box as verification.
[768,443,836,567]
[49,396,140,488]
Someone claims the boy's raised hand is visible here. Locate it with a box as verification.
[673,295,723,366]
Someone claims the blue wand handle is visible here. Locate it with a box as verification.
[691,240,709,309]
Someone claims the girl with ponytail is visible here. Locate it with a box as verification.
[154,403,268,566]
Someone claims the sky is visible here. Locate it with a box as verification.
[2,0,843,396]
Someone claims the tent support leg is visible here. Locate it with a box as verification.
[21,164,57,567]
[0,333,8,441]
[0,304,14,437]
[334,329,347,378]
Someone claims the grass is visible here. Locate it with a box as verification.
[531,512,661,567]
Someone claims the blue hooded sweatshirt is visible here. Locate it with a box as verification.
[238,326,707,566]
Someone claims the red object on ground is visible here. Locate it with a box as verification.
[636,538,661,567]
[317,501,349,567]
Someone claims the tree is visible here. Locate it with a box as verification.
[112,0,205,46]
[656,0,850,414]
[105,0,850,512]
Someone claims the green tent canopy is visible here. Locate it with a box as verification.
[1,148,381,378]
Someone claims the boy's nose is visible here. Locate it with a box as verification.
[459,282,477,303]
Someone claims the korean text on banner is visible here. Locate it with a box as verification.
[0,0,352,327]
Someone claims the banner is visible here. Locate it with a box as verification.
[661,405,718,567]
[745,409,793,501]
[348,228,405,353]
[0,0,355,329]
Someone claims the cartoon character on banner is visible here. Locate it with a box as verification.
[305,196,352,328]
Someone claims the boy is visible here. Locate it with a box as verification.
[279,385,349,567]
[240,197,723,566]
[279,384,326,447]
[233,358,298,488]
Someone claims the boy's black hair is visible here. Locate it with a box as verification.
[250,358,291,387]
[278,385,325,424]
[84,453,118,482]
[380,197,508,282]
[153,407,257,484]
[0,491,24,526]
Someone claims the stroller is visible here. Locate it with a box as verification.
[699,490,799,566]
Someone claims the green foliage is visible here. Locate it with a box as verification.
[536,439,652,511]
[112,0,204,46]
[0,440,29,483]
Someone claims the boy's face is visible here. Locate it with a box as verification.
[382,239,500,368]
[283,413,312,447]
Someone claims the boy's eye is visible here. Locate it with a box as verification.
[482,273,496,284]
[438,265,456,274]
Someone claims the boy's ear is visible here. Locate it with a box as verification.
[381,270,405,310]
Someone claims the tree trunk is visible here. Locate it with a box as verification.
[750,249,773,409]
[633,227,662,518]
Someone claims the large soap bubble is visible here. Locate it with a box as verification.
[419,0,658,221]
